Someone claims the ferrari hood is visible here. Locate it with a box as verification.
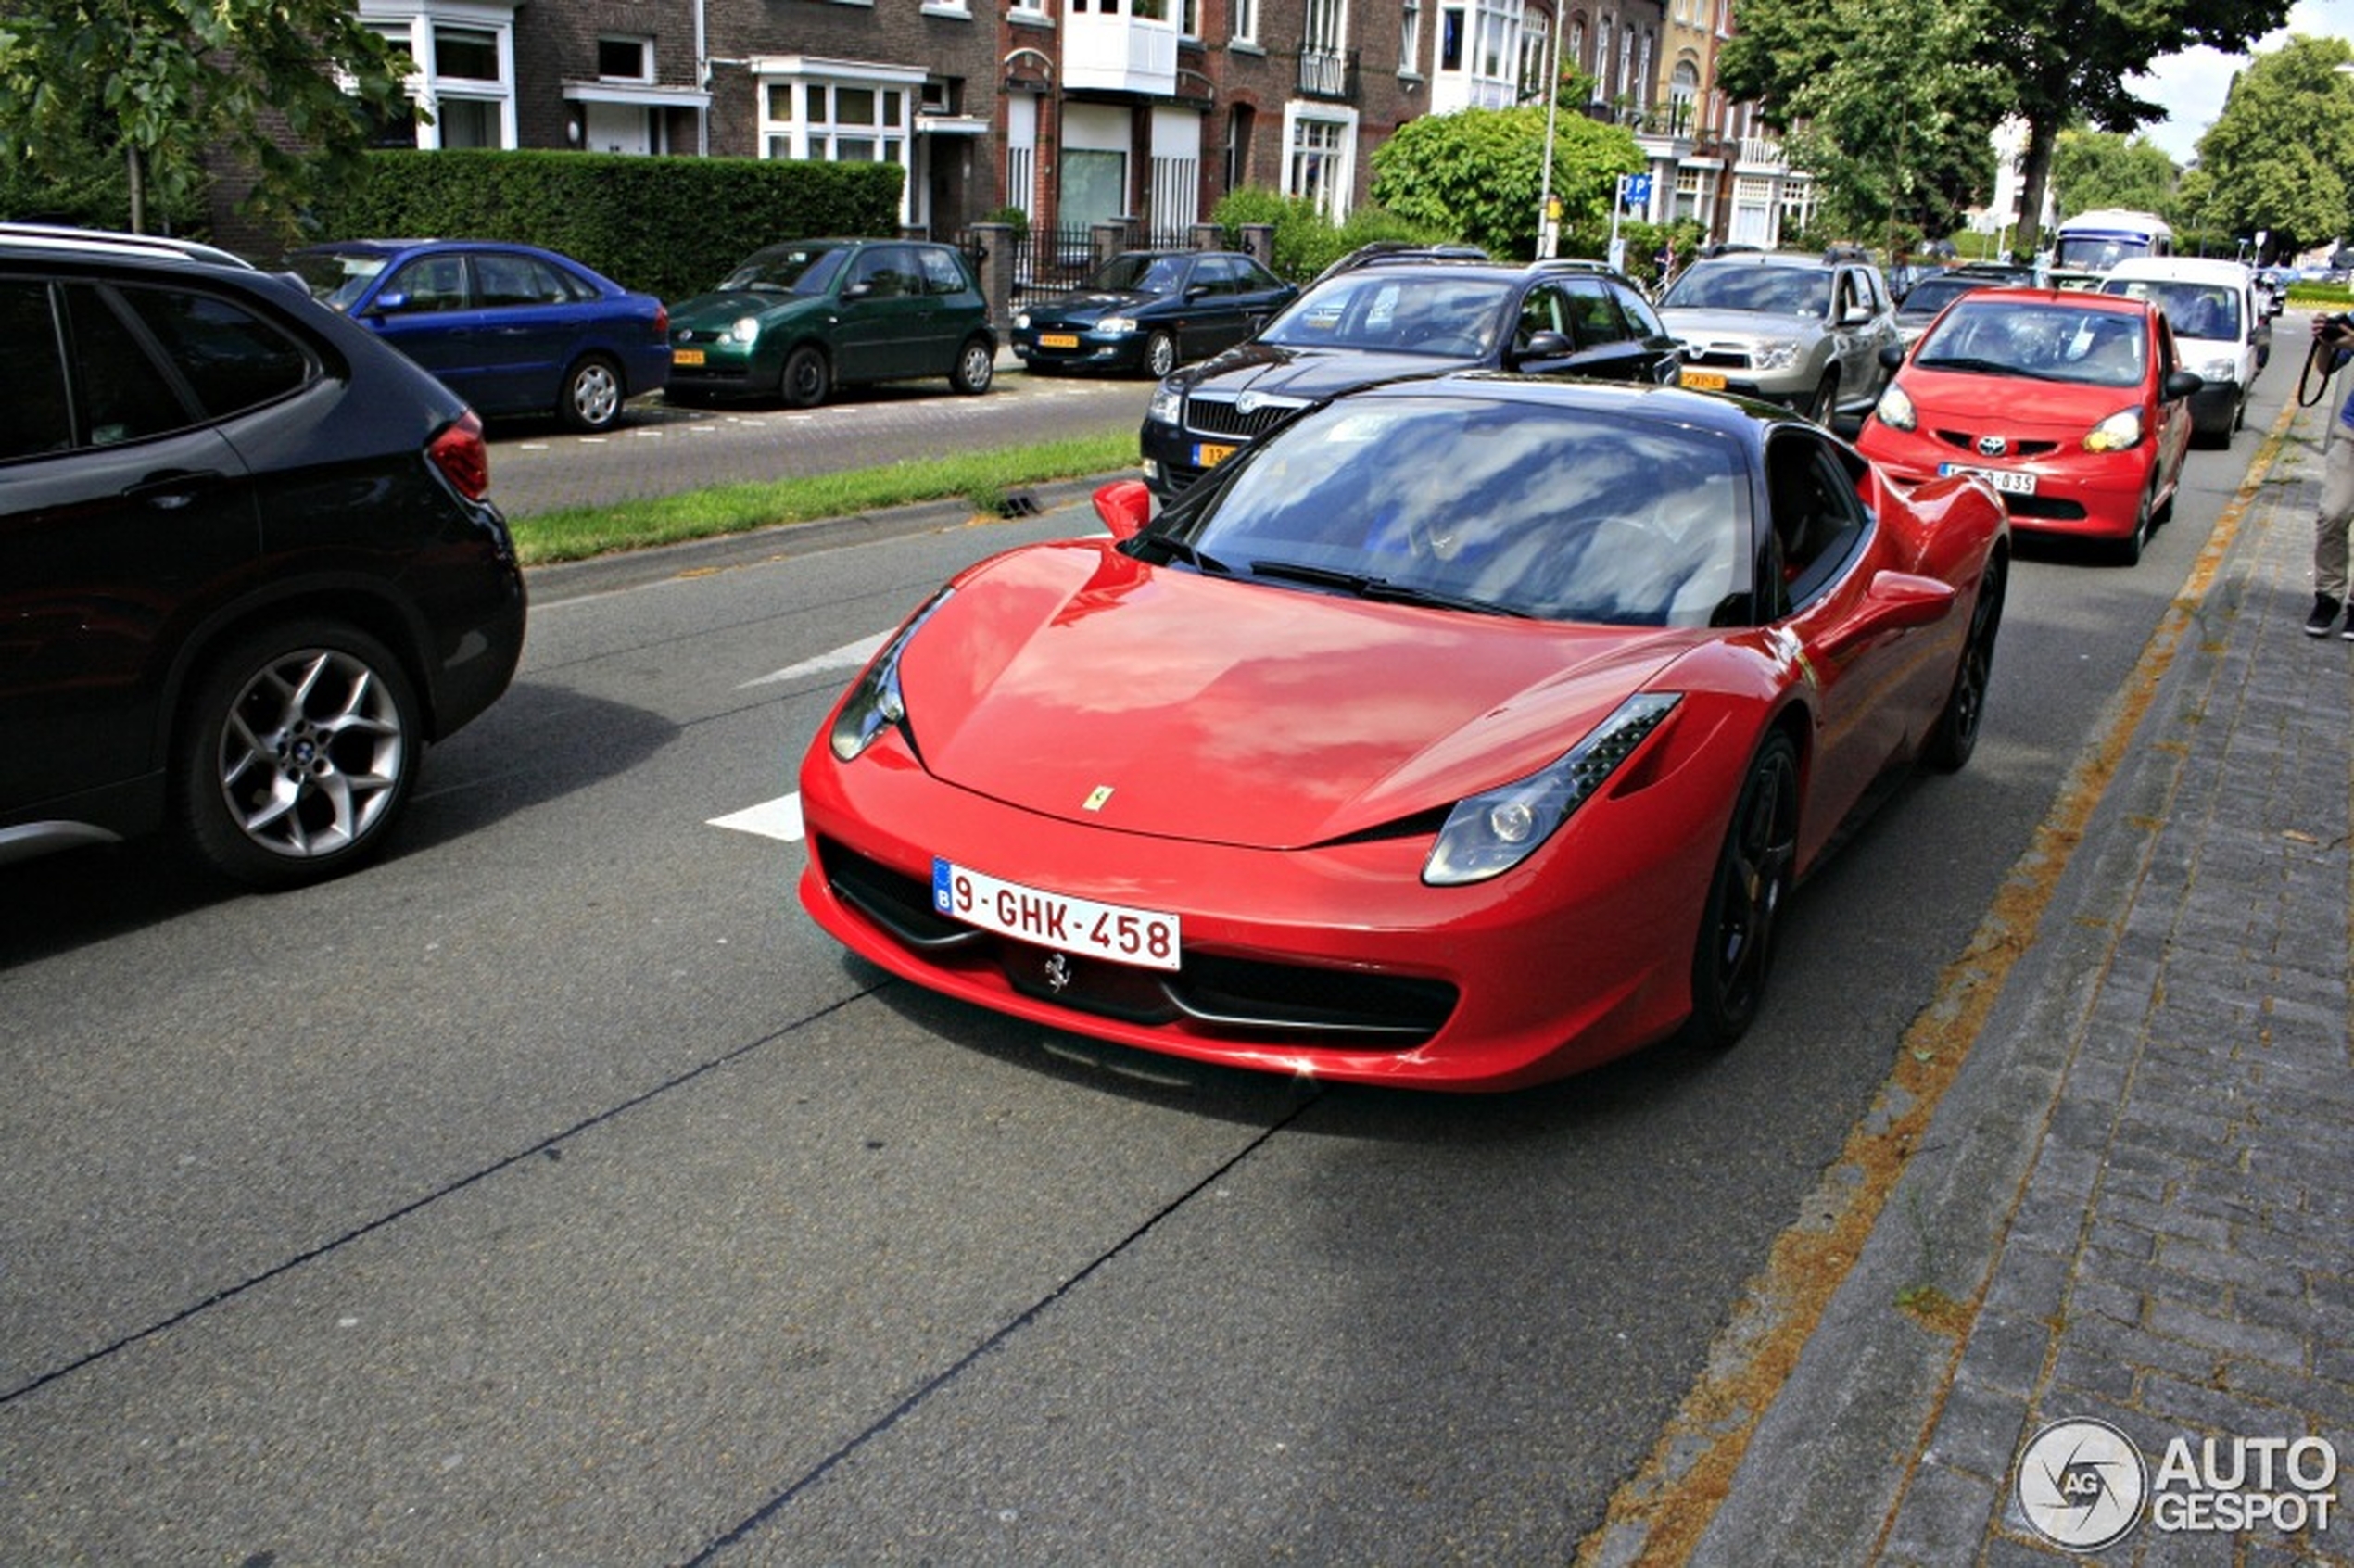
[1183,342,1467,401]
[1896,366,2127,429]
[893,542,1699,851]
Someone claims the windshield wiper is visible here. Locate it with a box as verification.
[1247,559,1530,617]
[1916,354,2061,380]
[1135,533,1234,575]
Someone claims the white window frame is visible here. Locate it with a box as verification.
[753,57,923,221]
[360,1,520,151]
[596,35,652,82]
[1232,0,1259,46]
[1400,0,1423,75]
[1283,104,1357,220]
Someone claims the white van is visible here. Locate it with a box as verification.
[2098,256,2267,445]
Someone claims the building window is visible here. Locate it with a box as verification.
[596,36,650,81]
[1400,0,1422,73]
[1232,0,1258,44]
[434,25,499,80]
[1285,109,1354,218]
[1518,14,1547,99]
[760,73,910,168]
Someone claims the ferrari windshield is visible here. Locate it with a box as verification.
[1660,263,1832,317]
[1150,393,1750,626]
[1260,273,1515,354]
[1912,299,2149,388]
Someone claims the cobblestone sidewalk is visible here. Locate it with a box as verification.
[1688,391,2354,1565]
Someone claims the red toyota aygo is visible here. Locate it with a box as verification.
[1855,286,2199,566]
[798,376,2008,1091]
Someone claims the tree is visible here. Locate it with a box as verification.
[2049,130,2178,221]
[0,1,411,236]
[1716,0,2006,247]
[2190,33,2354,262]
[1369,107,1643,260]
[1718,0,2293,259]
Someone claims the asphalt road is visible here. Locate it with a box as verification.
[486,365,1152,518]
[0,352,2290,1564]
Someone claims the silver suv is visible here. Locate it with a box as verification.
[1659,249,1901,424]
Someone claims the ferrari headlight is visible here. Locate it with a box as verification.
[1874,383,1917,431]
[1147,384,1183,425]
[829,590,953,762]
[2083,409,2145,452]
[1423,694,1682,886]
[1099,315,1139,335]
[1752,339,1803,373]
[729,316,762,345]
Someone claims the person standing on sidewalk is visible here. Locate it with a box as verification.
[2305,311,2354,636]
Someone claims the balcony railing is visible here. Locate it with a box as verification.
[1296,47,1359,100]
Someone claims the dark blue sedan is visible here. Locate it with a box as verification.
[285,239,670,431]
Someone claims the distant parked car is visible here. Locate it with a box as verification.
[1858,287,2199,565]
[1139,254,1681,498]
[285,238,669,432]
[665,238,996,408]
[1,224,527,886]
[1011,249,1297,378]
[1657,248,1903,424]
[2100,256,2267,442]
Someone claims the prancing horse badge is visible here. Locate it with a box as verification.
[1082,785,1115,812]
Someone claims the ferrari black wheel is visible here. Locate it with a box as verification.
[1925,551,2005,773]
[1689,730,1800,1048]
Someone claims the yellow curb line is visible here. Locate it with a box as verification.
[1578,394,2301,1568]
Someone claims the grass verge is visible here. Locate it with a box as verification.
[506,430,1142,566]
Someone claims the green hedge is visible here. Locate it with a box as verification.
[306,149,905,301]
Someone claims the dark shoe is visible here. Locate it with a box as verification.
[2307,594,2342,637]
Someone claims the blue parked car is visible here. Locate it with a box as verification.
[285,239,669,431]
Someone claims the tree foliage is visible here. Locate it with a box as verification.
[2049,130,2179,221]
[1718,0,2292,258]
[1369,107,1643,260]
[0,0,411,236]
[2190,33,2354,262]
[1717,0,2005,245]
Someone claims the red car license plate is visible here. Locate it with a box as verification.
[933,858,1181,970]
[1937,462,2037,496]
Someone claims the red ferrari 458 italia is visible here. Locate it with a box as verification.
[1856,287,2200,566]
[798,375,2009,1090]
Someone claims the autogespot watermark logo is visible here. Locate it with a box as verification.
[2016,1419,2341,1553]
[2017,1419,2147,1551]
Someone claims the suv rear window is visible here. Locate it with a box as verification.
[115,285,311,418]
[0,281,72,460]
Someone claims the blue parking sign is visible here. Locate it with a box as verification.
[1623,174,1653,207]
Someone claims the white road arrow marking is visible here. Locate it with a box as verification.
[709,793,804,842]
[740,630,888,689]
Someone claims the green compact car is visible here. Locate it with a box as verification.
[666,238,996,407]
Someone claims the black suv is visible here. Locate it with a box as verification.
[1139,254,1683,498]
[0,225,527,887]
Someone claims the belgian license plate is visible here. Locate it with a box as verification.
[672,348,706,367]
[1939,462,2037,496]
[932,858,1182,971]
[1194,441,1238,468]
[1679,368,1727,391]
[1041,333,1081,348]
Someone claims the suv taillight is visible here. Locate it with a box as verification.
[428,410,491,502]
